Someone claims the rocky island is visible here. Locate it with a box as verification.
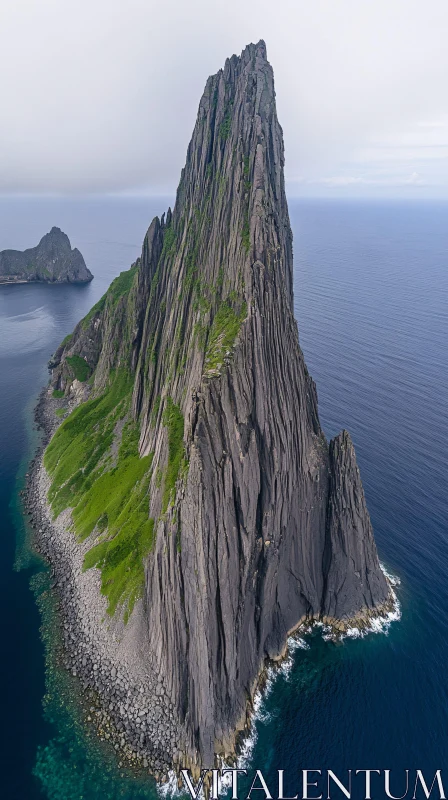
[0,226,92,283]
[27,41,393,781]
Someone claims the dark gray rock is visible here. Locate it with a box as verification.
[138,39,390,767]
[46,40,391,771]
[322,429,389,620]
[0,226,92,283]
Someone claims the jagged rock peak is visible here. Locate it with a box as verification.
[0,227,93,284]
[323,429,389,621]
[167,36,293,308]
[46,41,392,773]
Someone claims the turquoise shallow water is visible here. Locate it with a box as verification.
[0,197,447,799]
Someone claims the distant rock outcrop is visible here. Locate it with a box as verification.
[0,227,92,283]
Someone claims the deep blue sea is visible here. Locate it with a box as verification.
[0,197,447,800]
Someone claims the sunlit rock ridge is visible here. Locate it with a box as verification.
[45,41,391,771]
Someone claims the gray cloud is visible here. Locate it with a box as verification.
[1,0,447,196]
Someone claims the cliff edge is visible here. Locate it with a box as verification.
[42,41,391,772]
[0,227,92,283]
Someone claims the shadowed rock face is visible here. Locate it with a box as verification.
[322,430,391,620]
[49,41,390,768]
[0,226,92,283]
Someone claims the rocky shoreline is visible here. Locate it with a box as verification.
[23,385,398,787]
[24,386,180,784]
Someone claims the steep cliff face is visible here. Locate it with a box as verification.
[46,41,391,768]
[0,227,92,283]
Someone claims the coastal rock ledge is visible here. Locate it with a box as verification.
[31,41,393,777]
[0,227,92,283]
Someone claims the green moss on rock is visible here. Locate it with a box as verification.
[81,264,138,330]
[204,301,247,376]
[219,111,231,140]
[44,370,155,620]
[162,398,185,513]
[161,225,176,259]
[66,355,91,383]
[242,219,250,253]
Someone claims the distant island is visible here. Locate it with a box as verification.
[0,227,93,284]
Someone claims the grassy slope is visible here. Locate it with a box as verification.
[44,249,246,621]
[44,369,155,621]
[66,354,91,383]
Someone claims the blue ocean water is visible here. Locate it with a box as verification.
[247,199,448,797]
[0,197,446,799]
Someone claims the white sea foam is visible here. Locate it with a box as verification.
[380,561,401,587]
[235,634,311,767]
[157,666,278,797]
[158,770,185,799]
[237,669,274,765]
[322,564,401,641]
[159,567,401,793]
[279,636,310,678]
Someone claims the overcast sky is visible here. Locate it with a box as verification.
[1,0,448,198]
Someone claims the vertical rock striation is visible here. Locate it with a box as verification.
[46,41,391,770]
[322,430,390,621]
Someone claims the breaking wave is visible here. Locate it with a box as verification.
[322,562,401,642]
[159,567,401,791]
